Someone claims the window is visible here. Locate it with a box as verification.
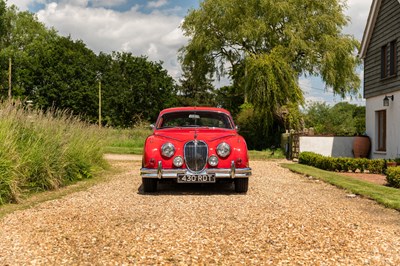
[381,45,388,78]
[381,40,397,79]
[376,110,386,151]
[390,40,397,76]
[158,111,234,129]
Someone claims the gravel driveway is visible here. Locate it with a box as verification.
[1,156,400,265]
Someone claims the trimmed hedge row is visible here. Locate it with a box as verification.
[298,152,385,174]
[386,167,400,188]
[299,152,400,188]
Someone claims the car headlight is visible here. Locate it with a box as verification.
[217,142,231,158]
[173,156,184,167]
[208,155,219,167]
[161,142,175,158]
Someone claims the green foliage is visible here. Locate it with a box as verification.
[386,167,400,188]
[98,52,177,126]
[299,152,385,174]
[303,102,365,136]
[214,86,244,117]
[0,101,107,204]
[181,0,361,134]
[177,51,217,107]
[235,101,302,149]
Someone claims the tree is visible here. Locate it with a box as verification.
[303,102,365,136]
[180,0,361,132]
[98,52,178,127]
[0,0,6,43]
[0,4,58,99]
[29,36,99,121]
[177,62,217,107]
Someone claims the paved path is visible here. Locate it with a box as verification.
[0,158,399,265]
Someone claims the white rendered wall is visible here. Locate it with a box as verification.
[366,91,400,159]
[299,136,355,158]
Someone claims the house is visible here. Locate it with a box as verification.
[360,0,400,159]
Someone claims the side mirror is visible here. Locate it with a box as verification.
[235,125,240,131]
[150,124,155,130]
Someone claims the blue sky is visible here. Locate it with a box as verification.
[8,0,372,106]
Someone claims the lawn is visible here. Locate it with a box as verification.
[282,163,400,211]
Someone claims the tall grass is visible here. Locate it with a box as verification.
[0,101,107,204]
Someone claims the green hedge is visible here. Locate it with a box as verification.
[298,152,385,174]
[386,167,400,188]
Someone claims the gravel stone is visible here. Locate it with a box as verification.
[0,158,399,265]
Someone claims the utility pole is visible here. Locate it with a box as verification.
[8,58,12,99]
[98,79,102,127]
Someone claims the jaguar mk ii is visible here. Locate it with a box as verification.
[140,107,252,193]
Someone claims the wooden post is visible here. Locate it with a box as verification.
[8,57,11,99]
[98,80,102,127]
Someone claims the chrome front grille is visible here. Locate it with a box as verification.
[184,140,208,173]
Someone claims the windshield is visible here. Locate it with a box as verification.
[158,111,234,129]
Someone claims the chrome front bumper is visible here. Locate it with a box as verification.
[140,161,252,179]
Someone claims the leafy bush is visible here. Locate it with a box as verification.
[0,101,107,204]
[386,167,400,188]
[298,152,385,174]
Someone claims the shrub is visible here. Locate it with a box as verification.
[386,167,400,188]
[298,152,385,174]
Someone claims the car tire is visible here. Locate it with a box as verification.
[142,178,157,193]
[234,178,248,193]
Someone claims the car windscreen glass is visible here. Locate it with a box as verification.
[158,111,234,129]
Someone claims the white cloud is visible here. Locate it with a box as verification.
[36,2,187,79]
[7,0,33,10]
[343,0,373,41]
[147,0,168,9]
[91,0,127,8]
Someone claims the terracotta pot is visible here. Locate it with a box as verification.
[387,162,397,167]
[353,136,371,158]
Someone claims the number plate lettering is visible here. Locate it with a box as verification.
[178,174,216,183]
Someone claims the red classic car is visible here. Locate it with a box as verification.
[140,107,252,193]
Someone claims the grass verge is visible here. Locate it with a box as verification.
[282,163,400,211]
[249,149,285,160]
[103,128,151,154]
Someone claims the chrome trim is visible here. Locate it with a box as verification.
[184,140,208,173]
[157,161,162,179]
[140,166,252,179]
[230,160,235,179]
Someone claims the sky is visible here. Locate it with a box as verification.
[7,0,374,106]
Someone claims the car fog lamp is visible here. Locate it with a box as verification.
[208,155,219,167]
[161,142,175,158]
[173,156,184,167]
[217,142,231,158]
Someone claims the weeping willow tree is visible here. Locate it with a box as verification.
[180,0,361,133]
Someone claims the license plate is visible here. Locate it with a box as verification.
[177,174,216,183]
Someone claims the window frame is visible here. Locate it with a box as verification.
[376,110,387,152]
[389,40,397,76]
[381,40,398,79]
